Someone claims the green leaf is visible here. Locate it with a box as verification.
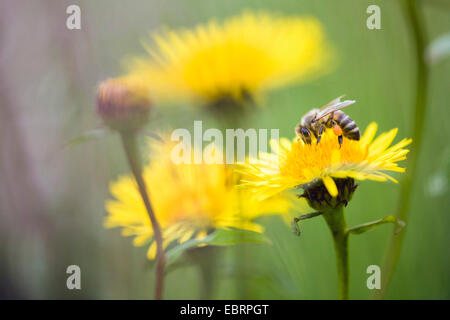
[165,236,213,265]
[291,219,301,237]
[65,128,108,148]
[347,215,406,235]
[208,228,272,246]
[165,228,271,265]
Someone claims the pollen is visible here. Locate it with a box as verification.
[333,125,343,137]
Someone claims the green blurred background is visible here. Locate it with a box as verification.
[0,0,449,299]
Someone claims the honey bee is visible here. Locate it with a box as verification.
[295,96,360,148]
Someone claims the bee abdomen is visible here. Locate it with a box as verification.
[334,111,360,140]
[345,127,360,140]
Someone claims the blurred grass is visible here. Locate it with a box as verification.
[0,0,449,299]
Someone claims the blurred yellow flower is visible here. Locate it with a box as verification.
[238,122,412,200]
[126,11,331,106]
[104,139,290,259]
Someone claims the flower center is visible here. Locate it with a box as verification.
[280,131,367,180]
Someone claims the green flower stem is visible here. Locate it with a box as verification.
[378,0,428,299]
[186,246,219,299]
[120,132,166,300]
[322,206,349,300]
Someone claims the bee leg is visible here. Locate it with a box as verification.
[332,122,344,148]
[338,135,343,148]
[316,125,325,144]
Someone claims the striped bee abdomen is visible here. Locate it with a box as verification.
[333,110,360,141]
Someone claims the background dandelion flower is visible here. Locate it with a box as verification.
[104,139,290,259]
[239,122,412,203]
[126,11,331,107]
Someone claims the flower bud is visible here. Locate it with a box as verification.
[96,76,151,132]
[300,178,358,211]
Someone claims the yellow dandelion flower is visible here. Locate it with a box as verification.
[239,122,412,203]
[126,11,331,106]
[237,121,411,300]
[104,139,290,259]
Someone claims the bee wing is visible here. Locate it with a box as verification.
[319,95,345,111]
[315,97,356,121]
